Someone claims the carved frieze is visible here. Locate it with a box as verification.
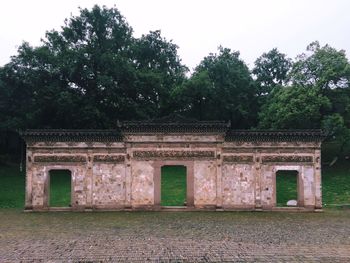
[133,150,215,160]
[93,155,125,163]
[223,155,253,163]
[262,156,313,163]
[34,155,86,163]
[44,141,56,146]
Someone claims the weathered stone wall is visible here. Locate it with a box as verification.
[25,133,322,211]
[131,160,155,207]
[194,161,217,206]
[92,163,126,207]
[222,163,255,208]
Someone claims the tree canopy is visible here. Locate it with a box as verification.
[0,5,349,147]
[253,48,291,95]
[0,5,186,129]
[174,47,257,128]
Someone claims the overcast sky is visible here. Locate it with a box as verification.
[0,0,349,70]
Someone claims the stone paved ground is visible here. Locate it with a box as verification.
[0,209,350,262]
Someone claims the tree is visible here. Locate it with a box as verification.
[289,41,350,91]
[322,113,350,161]
[172,71,212,120]
[253,48,291,94]
[288,42,350,147]
[132,30,187,118]
[258,86,330,129]
[0,5,186,130]
[175,47,257,128]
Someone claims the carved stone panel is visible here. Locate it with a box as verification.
[34,155,86,163]
[93,155,125,163]
[223,155,254,163]
[133,150,215,160]
[262,156,313,163]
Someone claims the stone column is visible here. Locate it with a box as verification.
[125,143,132,208]
[86,150,93,209]
[25,148,33,210]
[216,146,223,209]
[254,151,262,209]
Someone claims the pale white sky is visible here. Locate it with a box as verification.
[0,0,349,70]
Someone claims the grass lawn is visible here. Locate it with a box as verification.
[0,160,349,208]
[161,165,186,206]
[0,164,25,208]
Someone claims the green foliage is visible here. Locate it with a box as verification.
[176,47,257,128]
[0,4,350,137]
[259,86,330,129]
[289,41,350,90]
[161,166,187,206]
[172,70,212,120]
[0,5,186,130]
[253,48,291,94]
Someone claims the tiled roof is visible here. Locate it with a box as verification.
[21,129,123,142]
[119,121,230,133]
[225,130,326,142]
[118,114,230,133]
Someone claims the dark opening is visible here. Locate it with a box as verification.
[49,170,71,207]
[161,165,187,206]
[276,170,298,207]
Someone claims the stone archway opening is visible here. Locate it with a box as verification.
[276,170,299,207]
[49,169,72,207]
[161,165,187,206]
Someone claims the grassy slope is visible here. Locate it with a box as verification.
[0,164,25,208]
[0,161,349,208]
[322,162,350,205]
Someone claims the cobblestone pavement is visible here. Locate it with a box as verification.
[1,209,350,262]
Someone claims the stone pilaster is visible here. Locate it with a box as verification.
[25,148,33,209]
[254,150,262,209]
[125,143,132,208]
[314,149,322,208]
[86,150,93,208]
[216,146,223,209]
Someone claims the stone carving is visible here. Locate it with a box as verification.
[223,155,253,163]
[44,141,56,146]
[34,155,86,163]
[133,150,215,160]
[262,156,313,163]
[67,141,78,147]
[93,155,125,163]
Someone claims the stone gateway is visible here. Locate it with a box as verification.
[22,118,324,211]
